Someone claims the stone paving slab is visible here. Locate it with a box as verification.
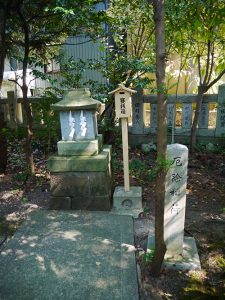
[0,210,139,300]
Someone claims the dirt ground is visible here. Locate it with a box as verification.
[0,141,225,299]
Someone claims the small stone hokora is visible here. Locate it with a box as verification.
[80,110,87,137]
[68,111,76,140]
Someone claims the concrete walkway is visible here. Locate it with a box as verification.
[0,211,139,300]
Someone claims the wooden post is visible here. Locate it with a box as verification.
[109,84,136,192]
[121,117,130,192]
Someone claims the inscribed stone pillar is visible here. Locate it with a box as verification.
[182,103,192,129]
[131,88,144,134]
[6,91,17,127]
[164,144,188,256]
[167,104,175,127]
[198,103,209,129]
[150,104,157,128]
[215,84,225,137]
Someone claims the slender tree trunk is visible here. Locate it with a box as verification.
[0,2,10,172]
[22,25,35,174]
[190,85,208,152]
[22,85,35,174]
[0,3,7,89]
[151,0,167,276]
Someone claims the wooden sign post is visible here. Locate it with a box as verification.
[109,84,136,192]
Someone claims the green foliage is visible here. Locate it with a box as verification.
[57,56,87,89]
[111,153,123,173]
[130,158,148,181]
[5,0,108,101]
[98,117,122,146]
[166,0,225,86]
[129,155,172,183]
[194,142,206,153]
[32,89,60,151]
[194,142,225,154]
[21,196,28,204]
[181,269,225,300]
[104,0,156,89]
[148,156,172,181]
[143,248,155,264]
[14,172,28,183]
[216,256,225,270]
[143,207,150,214]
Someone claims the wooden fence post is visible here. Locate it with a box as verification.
[215,84,225,137]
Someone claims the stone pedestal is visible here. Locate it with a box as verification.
[147,234,201,270]
[48,146,112,210]
[112,186,142,217]
[57,134,103,156]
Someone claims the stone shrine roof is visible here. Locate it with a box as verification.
[52,88,101,111]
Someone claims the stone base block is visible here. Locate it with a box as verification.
[148,235,201,270]
[71,194,112,211]
[111,208,142,218]
[113,186,142,210]
[48,145,112,211]
[47,145,111,172]
[57,134,103,156]
[49,171,112,211]
[50,196,71,210]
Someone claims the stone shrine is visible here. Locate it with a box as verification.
[47,88,112,210]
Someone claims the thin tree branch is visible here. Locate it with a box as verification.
[138,27,155,59]
[8,79,22,89]
[136,23,145,57]
[208,69,225,89]
[203,39,211,84]
[208,43,215,84]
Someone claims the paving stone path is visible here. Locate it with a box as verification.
[0,210,139,300]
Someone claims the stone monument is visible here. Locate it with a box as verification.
[47,88,112,210]
[148,143,201,270]
[109,85,142,217]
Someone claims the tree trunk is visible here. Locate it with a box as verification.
[151,0,167,276]
[0,2,10,173]
[22,85,35,174]
[22,25,35,174]
[190,85,208,152]
[0,3,7,89]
